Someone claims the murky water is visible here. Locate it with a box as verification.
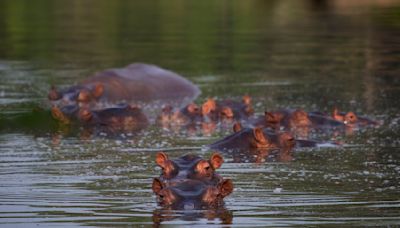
[1,0,400,226]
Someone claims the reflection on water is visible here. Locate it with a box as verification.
[1,0,400,226]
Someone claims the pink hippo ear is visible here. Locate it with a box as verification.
[202,98,216,115]
[233,122,242,133]
[155,152,169,168]
[92,83,104,98]
[242,95,252,106]
[152,178,165,194]
[209,152,224,169]
[218,179,234,198]
[252,127,268,144]
[332,107,343,121]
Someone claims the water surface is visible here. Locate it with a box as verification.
[0,0,400,226]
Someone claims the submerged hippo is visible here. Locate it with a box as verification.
[208,126,297,152]
[152,152,233,210]
[255,109,344,130]
[332,108,380,127]
[201,96,254,121]
[48,63,200,107]
[51,104,148,132]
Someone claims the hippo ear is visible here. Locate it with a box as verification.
[242,95,251,105]
[332,107,342,121]
[92,83,104,98]
[155,152,169,168]
[152,178,164,194]
[221,107,234,118]
[202,98,216,115]
[252,127,267,144]
[210,152,224,169]
[218,179,233,197]
[196,160,211,175]
[233,122,242,133]
[48,85,61,100]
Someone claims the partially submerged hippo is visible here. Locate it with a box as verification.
[208,125,297,152]
[152,152,233,210]
[254,109,344,130]
[49,63,200,108]
[156,96,254,137]
[51,104,148,132]
[332,108,380,127]
[201,96,254,121]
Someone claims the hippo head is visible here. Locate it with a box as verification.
[48,83,104,104]
[152,178,233,210]
[155,152,224,182]
[332,108,358,125]
[290,109,312,128]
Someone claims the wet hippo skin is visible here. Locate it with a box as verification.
[152,152,233,210]
[49,63,201,106]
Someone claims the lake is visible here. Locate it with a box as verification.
[0,0,400,226]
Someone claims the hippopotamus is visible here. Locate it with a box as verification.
[156,103,202,127]
[201,96,254,122]
[332,108,380,127]
[152,152,233,210]
[48,63,200,108]
[51,104,148,132]
[208,125,297,152]
[255,109,345,130]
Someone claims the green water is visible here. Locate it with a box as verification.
[1,0,400,226]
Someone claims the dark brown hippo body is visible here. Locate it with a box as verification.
[49,63,200,108]
[152,152,233,210]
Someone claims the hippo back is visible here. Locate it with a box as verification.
[84,63,200,106]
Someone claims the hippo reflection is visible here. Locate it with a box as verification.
[51,104,149,132]
[152,206,232,226]
[152,152,233,210]
[49,63,200,107]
